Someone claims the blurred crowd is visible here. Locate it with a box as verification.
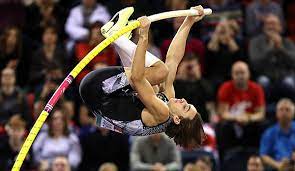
[0,0,294,171]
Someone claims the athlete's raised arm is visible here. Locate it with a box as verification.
[163,6,205,99]
[130,16,169,123]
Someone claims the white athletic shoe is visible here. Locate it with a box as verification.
[101,7,134,39]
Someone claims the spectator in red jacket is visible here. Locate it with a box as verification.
[75,21,117,84]
[216,61,266,160]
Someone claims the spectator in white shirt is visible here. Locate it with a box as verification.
[65,0,110,51]
[33,108,81,170]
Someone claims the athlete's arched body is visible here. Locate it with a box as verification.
[80,6,206,148]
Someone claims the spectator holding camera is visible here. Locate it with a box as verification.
[206,19,243,85]
[174,54,215,123]
[249,14,295,102]
[260,98,295,171]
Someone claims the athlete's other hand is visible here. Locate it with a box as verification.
[137,16,151,36]
[186,5,205,24]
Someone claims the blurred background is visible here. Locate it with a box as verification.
[0,0,294,171]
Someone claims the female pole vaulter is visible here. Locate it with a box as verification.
[79,6,206,148]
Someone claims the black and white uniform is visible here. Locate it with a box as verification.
[79,66,172,136]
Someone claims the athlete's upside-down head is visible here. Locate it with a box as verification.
[165,98,206,149]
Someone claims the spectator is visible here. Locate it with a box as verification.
[202,124,218,156]
[0,68,31,131]
[51,156,71,171]
[249,14,295,102]
[33,108,81,170]
[130,133,182,171]
[199,0,242,39]
[183,163,199,171]
[0,26,22,71]
[33,65,64,118]
[24,0,66,42]
[195,156,212,171]
[161,17,205,72]
[183,156,212,171]
[78,104,95,139]
[0,115,34,171]
[174,54,215,123]
[75,21,116,83]
[79,128,129,171]
[0,25,29,86]
[247,155,264,171]
[217,61,265,158]
[260,98,295,171]
[29,25,67,88]
[181,124,217,169]
[206,19,243,85]
[246,0,284,37]
[62,100,77,131]
[65,0,110,51]
[98,163,118,171]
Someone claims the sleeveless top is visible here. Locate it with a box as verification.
[80,66,173,136]
[94,92,172,136]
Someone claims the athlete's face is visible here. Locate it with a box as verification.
[168,98,197,124]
